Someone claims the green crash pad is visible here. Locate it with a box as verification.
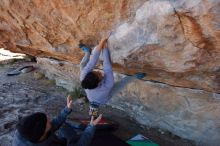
[126,134,159,146]
[127,141,159,146]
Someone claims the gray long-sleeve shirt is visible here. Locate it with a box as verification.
[80,47,114,104]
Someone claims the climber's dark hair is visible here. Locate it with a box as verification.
[81,72,100,89]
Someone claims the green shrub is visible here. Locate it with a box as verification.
[69,86,85,100]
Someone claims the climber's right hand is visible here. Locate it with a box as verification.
[98,38,108,50]
[98,32,112,50]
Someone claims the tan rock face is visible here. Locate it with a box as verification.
[0,0,219,92]
[108,0,220,92]
[0,0,143,61]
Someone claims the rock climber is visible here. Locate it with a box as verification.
[79,33,145,116]
[12,95,102,146]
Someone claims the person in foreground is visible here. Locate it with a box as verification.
[79,34,145,116]
[12,95,102,146]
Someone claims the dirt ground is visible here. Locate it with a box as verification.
[0,58,196,146]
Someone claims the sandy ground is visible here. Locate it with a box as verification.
[0,58,195,146]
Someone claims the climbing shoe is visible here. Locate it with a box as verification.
[135,73,146,79]
[78,43,91,53]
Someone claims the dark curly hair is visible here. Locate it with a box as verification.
[81,72,100,89]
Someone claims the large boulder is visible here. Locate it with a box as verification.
[0,0,143,62]
[0,0,219,92]
[108,0,220,92]
[0,0,220,145]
